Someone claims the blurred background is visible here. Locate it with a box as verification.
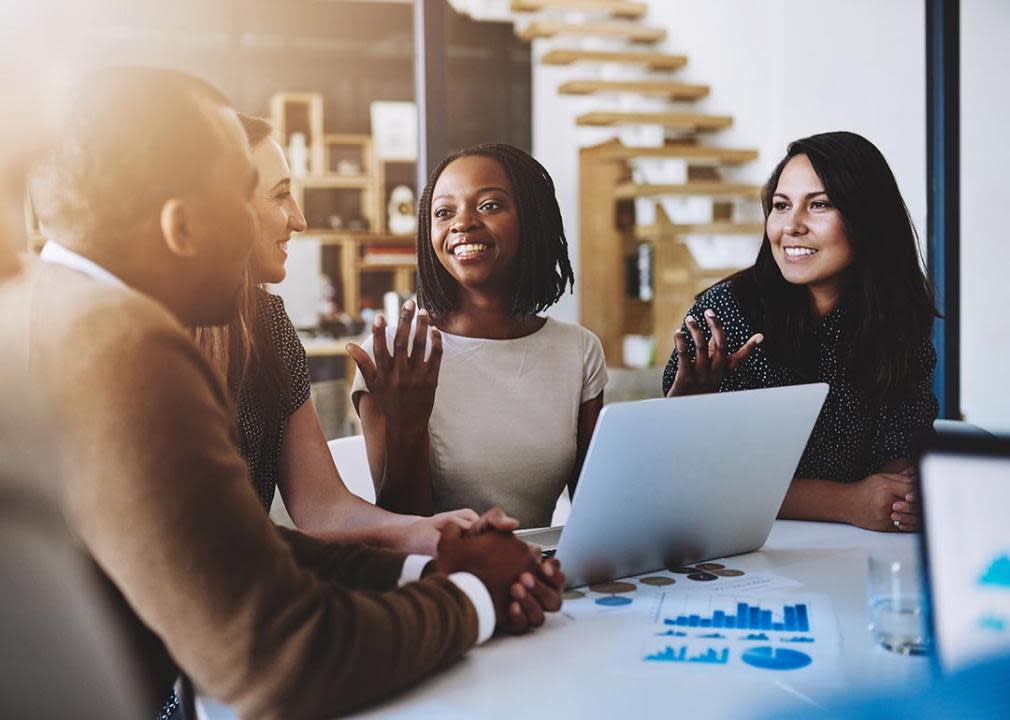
[7,0,1010,439]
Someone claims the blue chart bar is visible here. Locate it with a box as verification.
[784,606,797,631]
[667,603,811,633]
[796,604,810,632]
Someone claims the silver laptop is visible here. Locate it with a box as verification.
[520,384,828,588]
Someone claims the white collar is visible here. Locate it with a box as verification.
[39,241,127,288]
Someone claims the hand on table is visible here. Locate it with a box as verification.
[844,468,919,532]
[346,299,441,433]
[665,309,763,397]
[432,507,565,634]
[460,507,564,634]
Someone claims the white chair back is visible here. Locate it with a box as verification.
[328,435,375,503]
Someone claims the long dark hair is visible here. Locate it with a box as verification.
[726,131,937,399]
[415,143,574,319]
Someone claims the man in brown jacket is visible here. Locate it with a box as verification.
[5,67,562,719]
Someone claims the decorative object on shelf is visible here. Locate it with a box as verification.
[269,92,324,175]
[622,334,654,369]
[318,274,339,323]
[287,132,309,177]
[336,159,362,176]
[387,185,417,236]
[370,101,418,161]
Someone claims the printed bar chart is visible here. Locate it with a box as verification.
[664,602,810,632]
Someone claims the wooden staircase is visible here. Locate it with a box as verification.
[511,0,647,19]
[486,0,764,366]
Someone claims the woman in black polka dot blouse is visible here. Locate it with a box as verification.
[662,131,938,533]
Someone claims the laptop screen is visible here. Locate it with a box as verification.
[921,446,1010,672]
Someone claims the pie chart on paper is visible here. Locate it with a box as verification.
[740,646,812,671]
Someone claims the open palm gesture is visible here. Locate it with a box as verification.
[666,308,763,397]
[346,299,442,431]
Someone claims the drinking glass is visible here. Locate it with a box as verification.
[867,553,931,655]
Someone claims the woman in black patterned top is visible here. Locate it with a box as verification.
[193,114,479,554]
[662,132,938,533]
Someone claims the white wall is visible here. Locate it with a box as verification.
[961,0,1010,433]
[533,0,1010,431]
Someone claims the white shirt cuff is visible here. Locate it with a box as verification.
[447,571,495,644]
[397,554,433,587]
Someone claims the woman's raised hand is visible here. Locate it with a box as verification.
[347,299,443,431]
[665,308,763,397]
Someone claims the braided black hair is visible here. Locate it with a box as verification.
[415,143,574,319]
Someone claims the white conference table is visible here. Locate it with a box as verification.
[204,521,931,720]
[347,520,930,719]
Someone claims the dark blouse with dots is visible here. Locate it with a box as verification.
[661,282,938,483]
[239,289,311,509]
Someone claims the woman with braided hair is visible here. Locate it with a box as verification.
[348,144,607,528]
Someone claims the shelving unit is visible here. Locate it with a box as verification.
[270,93,418,365]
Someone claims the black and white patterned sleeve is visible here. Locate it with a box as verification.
[266,293,311,416]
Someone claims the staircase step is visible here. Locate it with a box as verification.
[559,79,709,100]
[586,141,757,165]
[541,48,687,70]
[615,181,762,199]
[577,111,732,132]
[635,222,765,239]
[511,0,646,18]
[518,20,666,43]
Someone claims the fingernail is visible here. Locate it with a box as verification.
[523,574,535,590]
[404,299,415,310]
[892,503,901,511]
[704,309,715,317]
[515,587,526,600]
[755,334,764,344]
[542,562,554,577]
[906,494,914,502]
[686,315,696,324]
[344,344,352,354]
[374,314,385,328]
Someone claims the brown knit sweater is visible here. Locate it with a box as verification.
[0,258,478,719]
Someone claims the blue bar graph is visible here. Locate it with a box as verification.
[645,646,730,664]
[665,603,811,633]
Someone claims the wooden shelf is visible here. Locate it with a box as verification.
[518,20,666,43]
[585,140,758,165]
[634,222,765,239]
[359,259,417,271]
[559,79,709,100]
[294,231,415,247]
[576,111,733,132]
[541,49,687,70]
[294,174,371,190]
[511,0,646,18]
[615,181,762,199]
